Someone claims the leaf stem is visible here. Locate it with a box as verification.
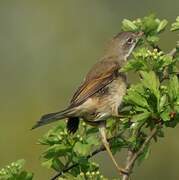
[121,127,157,180]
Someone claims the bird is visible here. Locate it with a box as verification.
[32,31,143,174]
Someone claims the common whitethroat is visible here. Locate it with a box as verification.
[32,31,143,174]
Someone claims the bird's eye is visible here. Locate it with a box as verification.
[127,37,135,44]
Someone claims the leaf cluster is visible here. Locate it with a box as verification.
[122,14,168,44]
[39,122,108,179]
[0,159,33,180]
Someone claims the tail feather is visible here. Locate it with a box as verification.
[32,108,74,129]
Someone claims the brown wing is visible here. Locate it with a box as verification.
[69,59,119,107]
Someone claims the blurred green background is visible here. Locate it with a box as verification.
[0,0,179,179]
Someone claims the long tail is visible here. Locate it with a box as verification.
[32,108,74,129]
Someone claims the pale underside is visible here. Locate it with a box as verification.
[71,75,127,122]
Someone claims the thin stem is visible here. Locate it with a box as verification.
[168,48,177,57]
[121,128,157,180]
[122,150,134,180]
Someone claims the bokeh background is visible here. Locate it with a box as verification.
[0,0,179,179]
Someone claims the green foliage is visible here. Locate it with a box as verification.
[122,14,168,44]
[0,159,33,180]
[39,122,105,178]
[2,15,179,179]
[39,15,179,179]
[171,16,179,31]
[58,170,107,180]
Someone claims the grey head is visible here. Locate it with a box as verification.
[104,31,143,62]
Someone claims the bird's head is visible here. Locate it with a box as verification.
[105,31,143,63]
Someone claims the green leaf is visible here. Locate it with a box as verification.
[134,84,146,96]
[73,142,91,156]
[110,138,125,154]
[18,171,33,180]
[157,19,168,32]
[0,159,33,180]
[54,158,65,171]
[86,135,100,146]
[160,110,170,121]
[171,16,179,31]
[134,106,147,112]
[146,36,159,43]
[140,71,160,101]
[168,75,179,102]
[159,95,167,111]
[120,58,147,72]
[131,112,151,122]
[137,146,150,165]
[43,144,71,158]
[42,158,64,171]
[41,159,53,169]
[124,89,149,109]
[142,14,159,33]
[161,55,173,67]
[122,19,138,31]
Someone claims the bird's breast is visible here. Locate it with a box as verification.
[75,75,127,121]
[99,75,127,116]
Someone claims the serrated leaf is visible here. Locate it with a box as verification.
[43,144,71,158]
[86,135,100,146]
[134,84,146,96]
[159,95,167,110]
[140,71,160,101]
[52,158,64,171]
[162,55,173,66]
[73,142,91,156]
[121,58,147,72]
[42,159,53,169]
[171,16,179,31]
[168,75,179,102]
[142,14,159,33]
[122,19,138,31]
[146,36,159,43]
[160,110,170,121]
[124,89,149,109]
[134,106,147,112]
[131,112,151,122]
[157,19,168,32]
[18,171,33,180]
[15,159,26,168]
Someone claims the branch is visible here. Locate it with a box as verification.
[51,147,105,180]
[168,47,177,57]
[51,132,126,180]
[122,150,134,180]
[122,127,158,180]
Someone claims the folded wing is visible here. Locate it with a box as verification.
[70,59,119,107]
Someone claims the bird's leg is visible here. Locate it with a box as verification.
[98,122,128,175]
